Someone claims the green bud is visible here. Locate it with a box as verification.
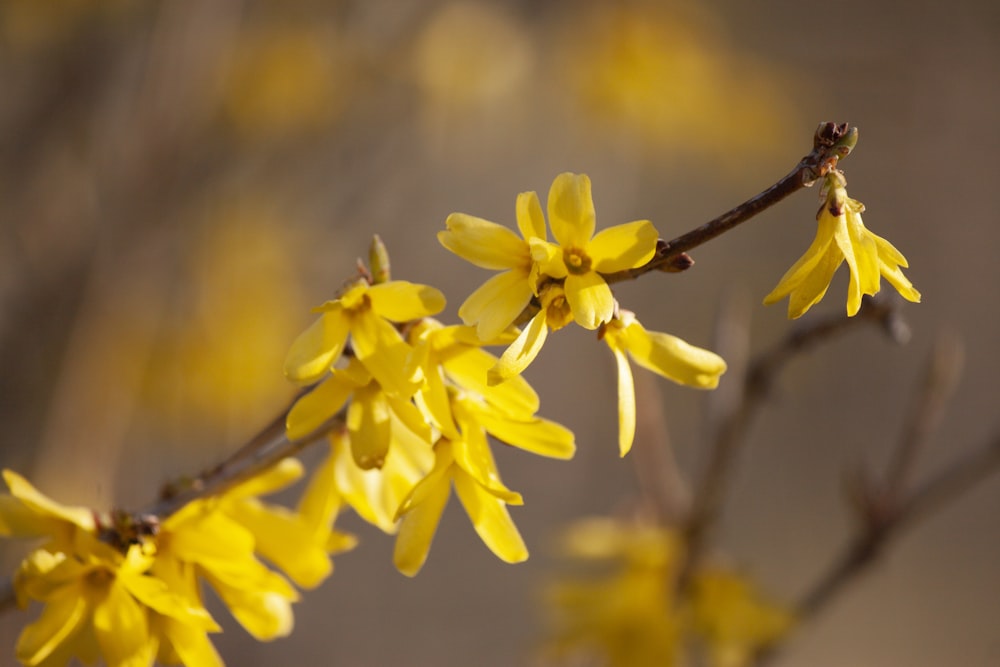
[369,234,391,284]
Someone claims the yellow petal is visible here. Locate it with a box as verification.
[16,587,89,665]
[92,579,150,666]
[872,233,921,303]
[2,470,95,532]
[588,220,658,273]
[393,465,452,577]
[488,310,548,385]
[762,213,837,306]
[283,309,350,384]
[347,384,392,470]
[206,575,295,641]
[845,206,881,299]
[286,374,354,441]
[624,323,727,389]
[367,281,446,322]
[564,272,614,330]
[224,458,304,501]
[449,410,523,504]
[442,347,539,418]
[457,268,534,342]
[529,238,569,279]
[453,471,528,564]
[119,569,218,632]
[610,343,636,457]
[350,311,421,399]
[159,619,224,667]
[439,214,530,269]
[516,190,547,241]
[297,448,341,533]
[786,243,842,319]
[467,403,576,460]
[548,172,595,248]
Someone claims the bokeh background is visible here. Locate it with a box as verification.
[1,0,998,665]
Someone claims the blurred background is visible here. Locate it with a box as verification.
[1,0,998,665]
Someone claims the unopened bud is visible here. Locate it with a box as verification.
[369,234,391,284]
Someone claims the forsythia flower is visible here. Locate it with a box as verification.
[488,282,574,384]
[601,311,727,456]
[764,172,921,319]
[439,190,548,341]
[529,172,658,329]
[283,277,445,395]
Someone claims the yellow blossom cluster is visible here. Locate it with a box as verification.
[0,461,354,667]
[545,517,793,667]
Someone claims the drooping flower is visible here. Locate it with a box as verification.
[283,277,445,396]
[601,311,726,456]
[487,282,574,384]
[393,437,527,577]
[529,172,658,330]
[764,173,921,319]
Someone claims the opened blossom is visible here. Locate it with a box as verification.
[764,174,921,319]
[529,172,658,330]
[488,283,575,385]
[601,311,726,456]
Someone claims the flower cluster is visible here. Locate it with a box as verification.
[764,170,921,319]
[544,517,793,667]
[0,461,353,667]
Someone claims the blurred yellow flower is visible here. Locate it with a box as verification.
[602,311,726,456]
[764,174,921,319]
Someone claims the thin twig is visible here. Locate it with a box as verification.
[679,297,906,587]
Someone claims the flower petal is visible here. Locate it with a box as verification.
[284,309,350,384]
[2,470,95,532]
[529,238,568,279]
[367,281,446,322]
[589,220,658,273]
[786,242,843,319]
[351,311,422,399]
[763,213,837,306]
[16,586,89,665]
[442,347,539,418]
[286,374,354,441]
[548,173,595,248]
[610,342,636,457]
[457,269,534,342]
[516,190,547,241]
[453,471,528,564]
[92,578,150,666]
[347,384,392,470]
[488,310,548,385]
[468,403,576,460]
[393,462,452,577]
[623,323,727,389]
[564,272,614,330]
[439,214,530,270]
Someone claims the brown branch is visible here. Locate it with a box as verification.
[679,296,907,588]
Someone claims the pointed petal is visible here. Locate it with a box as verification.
[347,385,392,470]
[92,579,150,666]
[439,214,530,269]
[442,347,539,418]
[516,191,547,240]
[589,220,658,272]
[785,243,842,319]
[488,311,548,384]
[529,238,568,279]
[845,206,881,298]
[450,409,523,504]
[624,323,727,389]
[871,232,921,303]
[454,472,528,564]
[565,272,614,330]
[16,587,89,665]
[610,343,636,457]
[119,569,218,631]
[351,311,421,399]
[284,309,350,384]
[763,214,837,305]
[368,281,446,321]
[393,466,452,577]
[161,620,224,667]
[457,269,534,342]
[2,470,95,531]
[548,173,595,248]
[468,403,576,460]
[286,374,354,441]
[386,394,433,444]
[832,215,866,316]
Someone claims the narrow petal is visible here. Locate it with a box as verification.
[548,173,595,248]
[386,394,433,444]
[92,579,149,666]
[347,385,392,470]
[871,232,921,303]
[439,214,529,269]
[3,470,95,531]
[120,569,218,631]
[441,347,539,418]
[206,575,295,641]
[453,472,528,564]
[457,269,534,342]
[367,281,446,322]
[529,238,568,279]
[846,207,881,298]
[832,216,866,316]
[624,324,727,389]
[564,272,614,330]
[516,191,547,241]
[224,458,303,501]
[298,449,340,533]
[160,620,224,667]
[488,311,548,385]
[286,374,354,441]
[284,309,350,384]
[762,214,838,305]
[610,343,636,457]
[589,220,658,273]
[786,243,843,319]
[16,587,89,665]
[449,410,523,504]
[468,403,576,460]
[393,467,452,577]
[351,311,421,399]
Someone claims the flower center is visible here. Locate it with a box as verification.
[563,247,592,275]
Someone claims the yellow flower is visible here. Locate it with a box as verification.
[157,460,332,642]
[286,357,433,469]
[439,189,548,341]
[488,282,574,384]
[764,175,921,319]
[601,311,727,456]
[529,172,658,330]
[689,570,794,667]
[393,438,527,577]
[283,278,445,395]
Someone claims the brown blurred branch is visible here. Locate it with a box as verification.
[679,296,909,587]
